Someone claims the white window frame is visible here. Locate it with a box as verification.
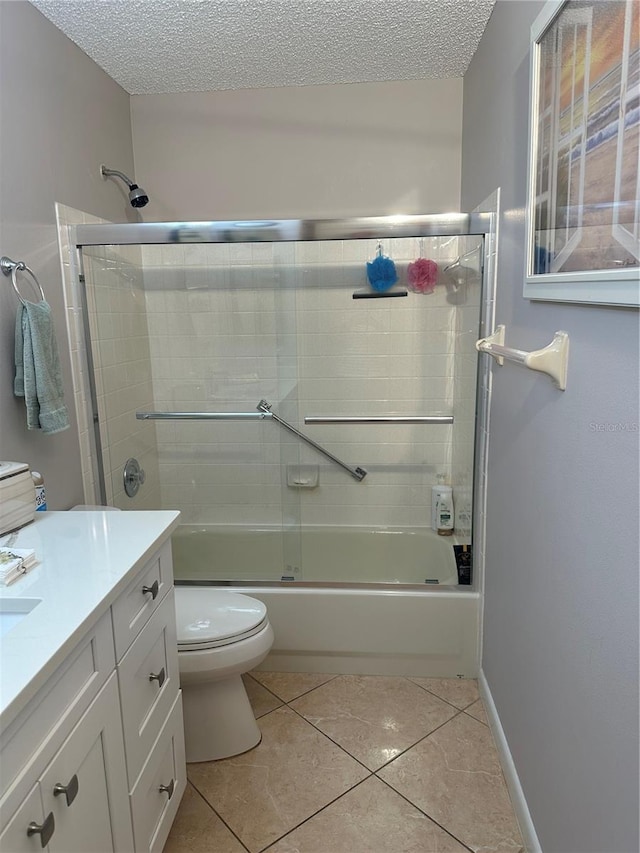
[612,0,640,257]
[524,0,640,307]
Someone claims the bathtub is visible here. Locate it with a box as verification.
[172,525,480,677]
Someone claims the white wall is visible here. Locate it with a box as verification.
[462,3,639,851]
[130,79,463,221]
[0,1,136,509]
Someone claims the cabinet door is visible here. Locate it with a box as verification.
[0,611,114,805]
[40,674,134,853]
[0,784,53,853]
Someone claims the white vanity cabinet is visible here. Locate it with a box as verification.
[0,513,185,853]
[0,612,121,853]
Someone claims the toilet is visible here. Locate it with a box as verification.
[174,587,274,763]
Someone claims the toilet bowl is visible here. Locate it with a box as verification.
[175,587,274,762]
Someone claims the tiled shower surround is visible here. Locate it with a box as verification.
[81,234,481,546]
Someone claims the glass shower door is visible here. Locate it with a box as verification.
[80,239,302,583]
[79,228,482,588]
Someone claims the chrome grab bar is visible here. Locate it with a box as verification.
[304,415,453,424]
[257,400,367,482]
[136,411,273,420]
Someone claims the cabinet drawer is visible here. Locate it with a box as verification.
[118,591,179,787]
[111,541,173,662]
[0,612,114,808]
[130,695,186,853]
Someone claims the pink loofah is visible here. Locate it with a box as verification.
[407,258,438,294]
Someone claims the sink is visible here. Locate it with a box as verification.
[0,598,42,638]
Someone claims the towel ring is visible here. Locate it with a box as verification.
[1,256,46,306]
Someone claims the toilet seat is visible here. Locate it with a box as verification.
[176,588,268,651]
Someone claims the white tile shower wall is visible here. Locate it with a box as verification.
[294,237,456,529]
[143,242,285,525]
[142,236,479,530]
[81,245,161,510]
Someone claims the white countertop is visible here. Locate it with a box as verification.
[0,510,180,730]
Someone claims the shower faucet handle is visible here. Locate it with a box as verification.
[123,457,146,497]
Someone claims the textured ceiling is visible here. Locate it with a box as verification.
[30,0,496,95]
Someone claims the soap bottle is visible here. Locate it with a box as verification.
[436,485,454,536]
[431,473,447,530]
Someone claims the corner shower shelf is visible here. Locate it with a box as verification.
[475,325,569,391]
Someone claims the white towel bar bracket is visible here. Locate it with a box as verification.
[476,325,569,391]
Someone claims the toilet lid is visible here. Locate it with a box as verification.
[175,588,268,649]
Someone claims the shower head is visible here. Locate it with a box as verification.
[100,165,149,208]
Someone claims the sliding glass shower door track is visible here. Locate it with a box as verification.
[72,213,484,246]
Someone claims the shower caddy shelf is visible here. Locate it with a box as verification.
[475,325,569,391]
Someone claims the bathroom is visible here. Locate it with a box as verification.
[0,2,638,852]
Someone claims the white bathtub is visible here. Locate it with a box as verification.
[172,525,479,677]
[172,524,461,585]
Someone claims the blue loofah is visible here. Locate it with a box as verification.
[366,251,398,292]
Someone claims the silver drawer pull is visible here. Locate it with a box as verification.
[149,667,166,688]
[53,774,79,807]
[142,579,159,600]
[159,779,175,799]
[27,813,55,847]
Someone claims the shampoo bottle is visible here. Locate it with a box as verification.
[431,473,447,530]
[436,485,454,536]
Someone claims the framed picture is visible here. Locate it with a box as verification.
[524,0,639,306]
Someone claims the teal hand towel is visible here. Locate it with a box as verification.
[14,300,70,434]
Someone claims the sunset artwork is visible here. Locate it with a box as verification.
[532,0,639,276]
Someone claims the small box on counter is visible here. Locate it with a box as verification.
[0,462,36,536]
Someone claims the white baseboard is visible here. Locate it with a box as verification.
[479,670,542,853]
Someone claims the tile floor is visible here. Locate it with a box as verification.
[164,673,524,853]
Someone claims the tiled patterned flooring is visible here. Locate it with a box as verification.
[163,674,523,853]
